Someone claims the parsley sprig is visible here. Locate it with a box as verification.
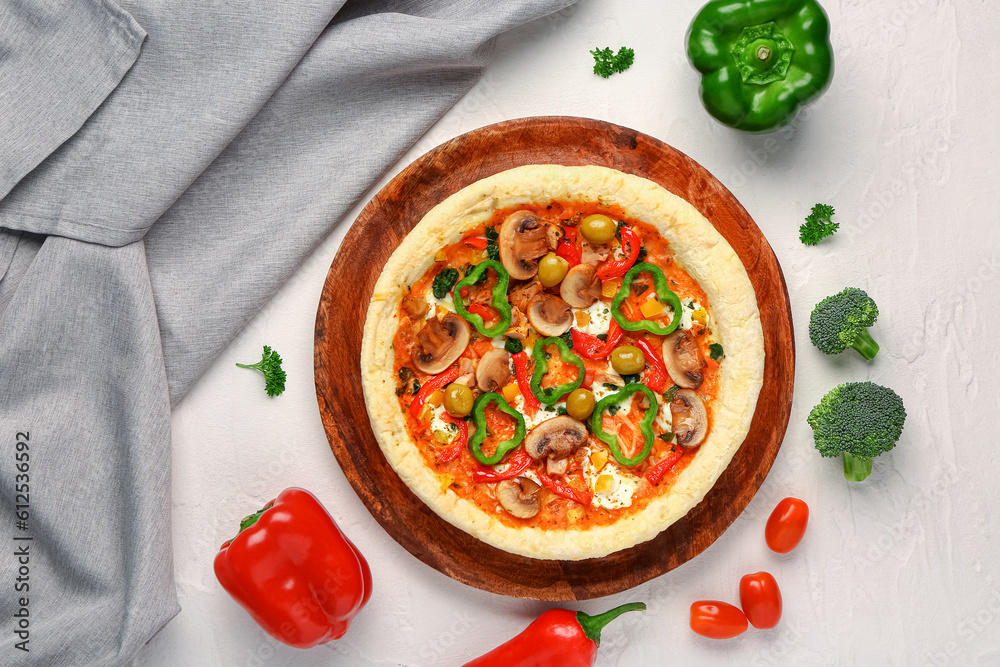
[799,203,838,246]
[236,345,287,397]
[591,46,635,78]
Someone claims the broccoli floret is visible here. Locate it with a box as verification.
[799,203,838,245]
[807,382,906,481]
[809,287,880,359]
[236,345,286,396]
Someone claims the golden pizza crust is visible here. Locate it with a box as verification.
[360,165,764,560]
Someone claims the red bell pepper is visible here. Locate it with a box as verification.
[409,367,459,419]
[571,320,624,361]
[511,351,539,417]
[635,337,667,392]
[467,303,499,324]
[536,470,593,506]
[645,448,684,485]
[463,602,646,667]
[214,488,372,648]
[464,236,489,249]
[472,447,532,483]
[439,412,468,463]
[596,226,641,280]
[556,228,582,267]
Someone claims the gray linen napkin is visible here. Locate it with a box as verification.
[0,0,575,664]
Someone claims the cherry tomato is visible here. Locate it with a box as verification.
[739,571,782,629]
[765,497,809,553]
[689,601,748,639]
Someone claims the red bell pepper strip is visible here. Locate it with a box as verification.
[472,447,533,483]
[408,367,459,419]
[645,448,684,485]
[467,303,499,324]
[537,470,593,505]
[571,321,624,361]
[511,351,539,417]
[465,236,489,249]
[439,412,468,463]
[596,226,641,280]
[556,230,582,267]
[214,488,372,648]
[463,602,646,667]
[635,337,667,392]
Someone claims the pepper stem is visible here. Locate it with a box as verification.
[576,602,646,647]
[235,500,274,537]
[756,45,772,61]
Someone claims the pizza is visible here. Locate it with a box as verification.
[361,165,764,560]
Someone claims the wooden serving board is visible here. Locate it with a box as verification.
[314,117,794,601]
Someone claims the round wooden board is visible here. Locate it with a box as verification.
[314,117,794,601]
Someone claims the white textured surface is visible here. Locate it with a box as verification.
[134,1,1000,665]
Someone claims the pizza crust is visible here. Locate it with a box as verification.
[361,165,764,560]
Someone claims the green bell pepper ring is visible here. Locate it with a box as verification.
[686,0,833,132]
[529,337,585,405]
[592,384,659,467]
[453,260,512,337]
[610,263,683,336]
[468,392,526,465]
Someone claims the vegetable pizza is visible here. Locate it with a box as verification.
[361,165,764,560]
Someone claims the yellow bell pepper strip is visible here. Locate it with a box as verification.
[453,260,512,337]
[686,0,834,132]
[592,383,659,466]
[468,392,526,465]
[610,263,682,336]
[530,336,585,405]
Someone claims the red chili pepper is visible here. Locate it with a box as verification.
[467,303,499,323]
[645,448,683,485]
[472,447,532,483]
[556,235,582,267]
[635,337,667,392]
[596,226,640,280]
[464,236,489,249]
[408,367,459,419]
[214,488,372,648]
[439,412,468,463]
[463,602,645,667]
[511,351,539,417]
[537,470,593,505]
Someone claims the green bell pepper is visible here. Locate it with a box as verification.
[453,260,512,337]
[686,0,833,132]
[610,263,683,336]
[592,384,659,467]
[529,337,585,405]
[468,392,526,466]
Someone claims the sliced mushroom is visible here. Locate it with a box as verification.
[662,330,706,389]
[670,389,708,447]
[498,210,549,280]
[476,348,511,393]
[411,313,470,375]
[496,477,541,519]
[560,263,603,309]
[524,416,589,460]
[505,306,529,340]
[527,294,573,336]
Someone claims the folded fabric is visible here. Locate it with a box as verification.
[0,0,576,664]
